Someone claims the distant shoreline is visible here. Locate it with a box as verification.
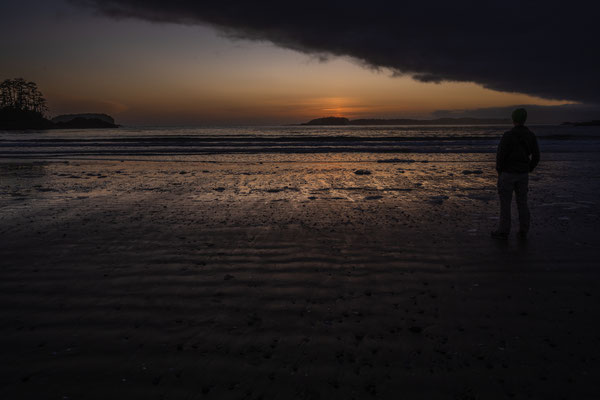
[301,116,512,126]
[0,110,119,131]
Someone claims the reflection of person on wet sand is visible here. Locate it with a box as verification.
[491,108,540,240]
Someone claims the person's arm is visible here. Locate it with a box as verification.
[496,133,509,173]
[529,135,540,172]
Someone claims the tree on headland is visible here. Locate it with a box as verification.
[0,78,53,129]
[0,78,119,130]
[0,78,48,115]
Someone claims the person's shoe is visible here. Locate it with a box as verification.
[491,230,509,240]
[517,230,528,239]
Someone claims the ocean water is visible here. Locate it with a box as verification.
[1,125,599,159]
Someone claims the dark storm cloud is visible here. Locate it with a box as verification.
[73,0,600,103]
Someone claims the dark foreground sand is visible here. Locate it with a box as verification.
[1,153,599,399]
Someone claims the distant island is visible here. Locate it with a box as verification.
[0,78,119,130]
[52,113,119,129]
[561,120,600,127]
[302,116,511,126]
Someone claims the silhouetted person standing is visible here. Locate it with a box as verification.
[492,108,540,239]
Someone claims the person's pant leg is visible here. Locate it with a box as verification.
[514,173,530,233]
[497,173,514,233]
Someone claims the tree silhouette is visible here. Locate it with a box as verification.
[0,78,48,115]
[1,78,118,130]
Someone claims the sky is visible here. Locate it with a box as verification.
[1,0,599,125]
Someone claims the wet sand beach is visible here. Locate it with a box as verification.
[1,151,600,399]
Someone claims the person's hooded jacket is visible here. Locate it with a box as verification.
[496,125,540,173]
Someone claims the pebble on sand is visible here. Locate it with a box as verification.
[429,195,449,204]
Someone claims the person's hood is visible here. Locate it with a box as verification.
[512,125,530,134]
